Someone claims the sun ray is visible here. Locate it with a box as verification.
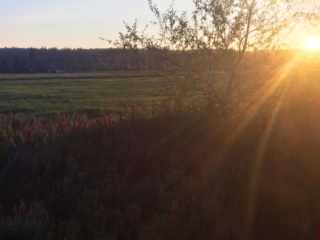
[211,51,303,237]
[242,53,303,238]
[244,70,291,238]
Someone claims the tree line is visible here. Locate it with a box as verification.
[0,47,150,74]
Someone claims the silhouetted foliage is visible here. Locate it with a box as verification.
[109,0,320,117]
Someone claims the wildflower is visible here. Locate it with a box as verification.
[114,174,121,183]
[20,199,27,214]
[37,177,41,186]
[51,126,56,135]
[34,153,39,162]
[68,154,74,165]
[104,185,112,196]
[46,161,51,172]
[99,203,105,213]
[84,185,89,194]
[4,158,13,171]
[94,210,100,218]
[78,171,87,181]
[102,114,109,124]
[14,152,19,161]
[73,119,79,130]
[72,162,79,172]
[95,203,105,218]
[170,200,179,213]
[10,139,17,150]
[26,206,33,221]
[13,205,19,217]
[131,105,137,112]
[181,204,186,214]
[191,193,196,202]
[144,105,150,112]
[19,156,26,169]
[160,189,168,198]
[94,188,99,199]
[20,176,27,184]
[27,145,33,153]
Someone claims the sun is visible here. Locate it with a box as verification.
[304,36,320,51]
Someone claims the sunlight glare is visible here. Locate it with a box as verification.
[304,36,320,51]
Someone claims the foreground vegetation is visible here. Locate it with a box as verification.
[2,0,320,238]
[1,69,320,239]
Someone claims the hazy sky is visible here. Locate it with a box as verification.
[0,0,194,49]
[0,0,317,49]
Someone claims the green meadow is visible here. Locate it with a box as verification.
[0,76,167,117]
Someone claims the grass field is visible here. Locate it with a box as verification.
[0,71,155,80]
[0,76,167,117]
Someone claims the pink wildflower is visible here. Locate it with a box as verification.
[99,203,105,213]
[95,203,105,218]
[4,158,13,171]
[26,206,33,221]
[46,161,51,172]
[131,105,137,112]
[10,139,17,150]
[13,205,19,216]
[68,154,74,165]
[19,199,26,215]
[170,200,179,213]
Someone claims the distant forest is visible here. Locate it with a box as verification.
[1,47,313,75]
[0,47,147,74]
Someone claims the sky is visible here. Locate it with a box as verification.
[0,0,318,49]
[0,0,194,49]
